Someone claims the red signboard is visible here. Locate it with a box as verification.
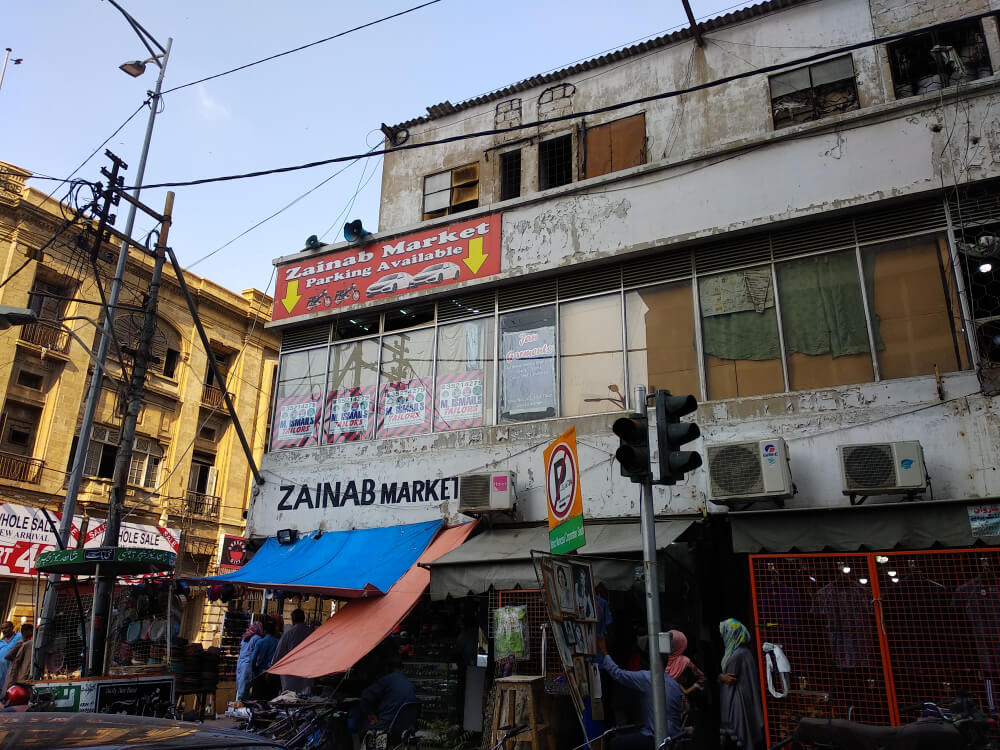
[272,214,502,322]
[219,535,249,571]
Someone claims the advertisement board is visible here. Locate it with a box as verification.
[0,503,78,578]
[272,214,502,322]
[544,427,586,555]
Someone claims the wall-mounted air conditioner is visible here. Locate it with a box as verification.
[838,441,927,504]
[458,471,515,514]
[706,438,794,507]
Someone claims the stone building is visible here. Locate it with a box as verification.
[0,161,279,643]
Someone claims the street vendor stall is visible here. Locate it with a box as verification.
[27,546,184,713]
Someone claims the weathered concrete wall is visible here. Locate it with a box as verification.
[251,372,1000,536]
[870,0,990,36]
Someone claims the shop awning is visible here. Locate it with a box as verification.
[181,519,441,598]
[427,519,693,600]
[268,521,477,678]
[729,498,999,553]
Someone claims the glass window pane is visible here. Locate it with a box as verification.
[700,266,784,399]
[271,348,325,450]
[499,306,557,423]
[811,55,855,86]
[862,234,966,379]
[325,339,379,443]
[777,251,874,390]
[560,295,624,416]
[425,171,451,194]
[378,328,435,438]
[770,68,811,98]
[435,318,494,431]
[626,281,699,398]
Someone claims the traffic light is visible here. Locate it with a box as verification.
[612,412,651,483]
[654,390,702,485]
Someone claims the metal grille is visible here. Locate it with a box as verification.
[750,549,1000,747]
[557,264,622,300]
[708,443,765,497]
[490,589,562,680]
[437,289,496,322]
[840,444,896,490]
[770,217,855,260]
[497,278,557,311]
[694,234,772,274]
[854,198,946,245]
[280,322,330,351]
[621,249,692,288]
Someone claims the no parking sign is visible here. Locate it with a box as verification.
[544,426,586,554]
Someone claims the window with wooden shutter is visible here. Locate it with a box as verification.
[583,113,646,179]
[423,163,480,220]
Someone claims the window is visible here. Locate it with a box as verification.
[84,425,119,479]
[205,351,231,387]
[15,370,45,390]
[163,348,180,379]
[776,252,874,390]
[539,134,573,190]
[770,55,859,129]
[270,349,325,450]
[435,318,494,430]
[27,277,70,321]
[499,150,522,201]
[423,163,479,220]
[626,281,699,397]
[888,19,991,99]
[862,236,968,378]
[326,338,379,443]
[583,113,646,179]
[700,267,784,399]
[560,295,624,416]
[188,452,218,496]
[499,306,557,423]
[128,437,163,489]
[378,328,434,437]
[0,402,41,456]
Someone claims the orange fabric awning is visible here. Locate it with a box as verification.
[268,521,477,678]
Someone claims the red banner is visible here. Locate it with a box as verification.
[272,214,502,321]
[434,370,485,431]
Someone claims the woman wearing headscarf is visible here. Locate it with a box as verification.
[719,618,764,750]
[665,629,706,695]
[236,620,263,701]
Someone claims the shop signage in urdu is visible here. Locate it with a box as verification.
[272,214,503,321]
[544,426,586,555]
[968,503,1000,537]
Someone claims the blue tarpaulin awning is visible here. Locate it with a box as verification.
[181,519,442,598]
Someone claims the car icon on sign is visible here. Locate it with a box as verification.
[410,262,462,288]
[366,272,414,298]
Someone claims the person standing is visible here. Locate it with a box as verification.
[718,618,764,750]
[0,622,22,688]
[597,636,684,748]
[235,620,262,701]
[2,624,33,693]
[249,618,279,700]
[269,608,315,695]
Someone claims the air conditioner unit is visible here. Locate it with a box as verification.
[838,441,927,504]
[706,438,794,506]
[458,471,515,514]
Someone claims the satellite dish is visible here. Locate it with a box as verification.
[344,220,372,243]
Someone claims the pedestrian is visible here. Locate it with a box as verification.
[0,622,23,688]
[2,624,34,693]
[270,608,315,695]
[249,617,279,700]
[719,618,764,750]
[235,620,262,701]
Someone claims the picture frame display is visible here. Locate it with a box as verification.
[540,561,563,622]
[571,561,597,621]
[553,561,576,617]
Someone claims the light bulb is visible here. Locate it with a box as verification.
[979,262,993,273]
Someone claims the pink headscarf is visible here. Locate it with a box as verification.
[665,629,692,679]
[242,621,263,641]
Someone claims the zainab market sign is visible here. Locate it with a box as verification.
[272,214,502,322]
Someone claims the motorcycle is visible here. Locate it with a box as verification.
[771,692,995,750]
[305,290,332,310]
[334,283,361,304]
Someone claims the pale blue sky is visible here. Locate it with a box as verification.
[3,0,751,297]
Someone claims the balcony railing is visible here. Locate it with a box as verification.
[201,383,232,409]
[0,452,44,483]
[184,490,221,518]
[18,321,70,353]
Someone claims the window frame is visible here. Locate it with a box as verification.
[422,163,480,221]
[769,54,860,129]
[538,133,574,191]
[887,18,992,100]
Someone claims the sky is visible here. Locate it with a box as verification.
[3,0,753,300]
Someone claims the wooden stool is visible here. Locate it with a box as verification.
[490,675,553,750]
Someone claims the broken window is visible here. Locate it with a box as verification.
[422,163,479,220]
[538,134,573,190]
[770,55,859,129]
[583,113,647,179]
[888,19,991,99]
[499,149,522,201]
[128,436,164,489]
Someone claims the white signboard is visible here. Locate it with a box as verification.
[0,503,80,578]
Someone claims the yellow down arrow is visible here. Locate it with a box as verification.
[282,279,302,314]
[463,237,488,274]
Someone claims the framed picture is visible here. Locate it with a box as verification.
[571,561,597,621]
[541,561,563,622]
[570,620,590,656]
[553,561,575,617]
[577,622,596,655]
[551,619,572,668]
[573,656,590,697]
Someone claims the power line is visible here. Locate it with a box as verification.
[160,0,444,95]
[114,10,1000,192]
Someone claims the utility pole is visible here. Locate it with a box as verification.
[88,191,174,675]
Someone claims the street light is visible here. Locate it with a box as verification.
[35,1,172,679]
[0,305,37,330]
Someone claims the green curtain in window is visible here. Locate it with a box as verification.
[702,307,781,361]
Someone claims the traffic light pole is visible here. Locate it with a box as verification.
[634,384,669,747]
